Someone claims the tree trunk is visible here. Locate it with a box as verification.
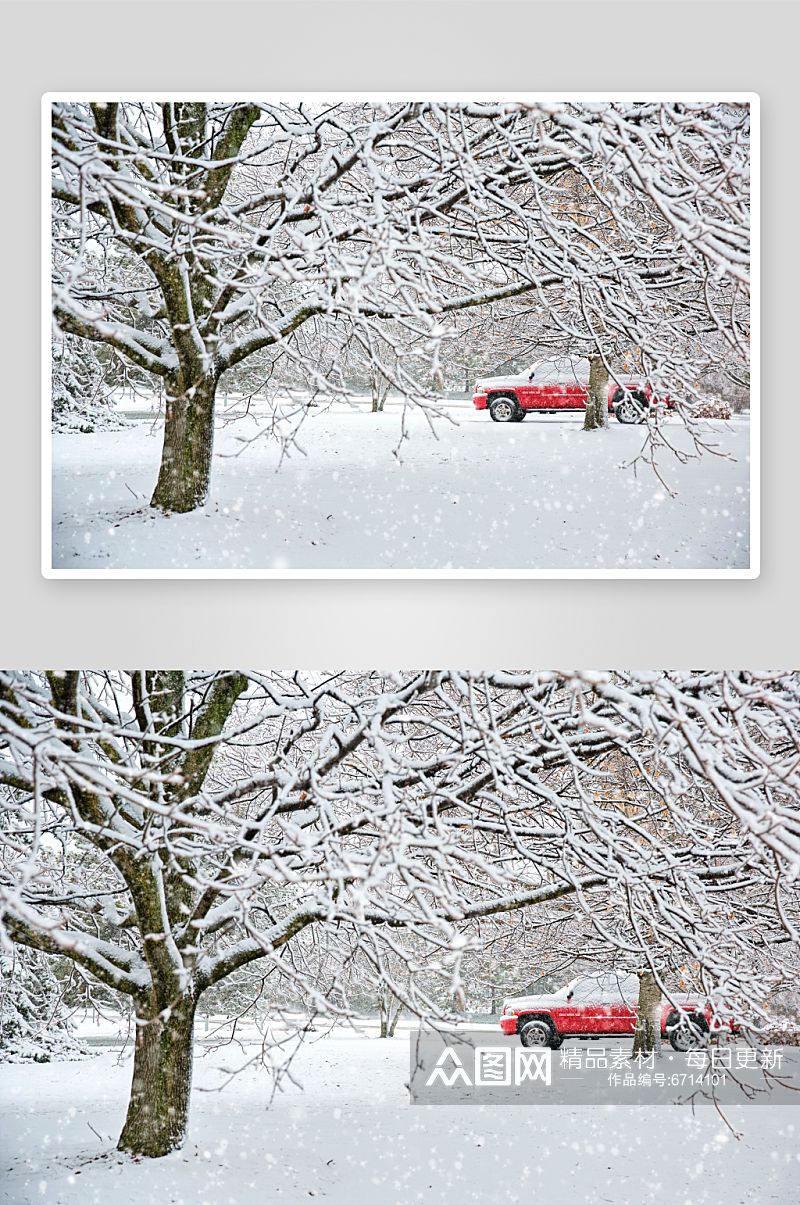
[371,370,389,412]
[583,355,609,431]
[631,971,662,1057]
[118,995,197,1157]
[379,990,403,1037]
[150,376,217,512]
[388,1000,403,1037]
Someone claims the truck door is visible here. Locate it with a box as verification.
[532,361,569,409]
[559,976,608,1034]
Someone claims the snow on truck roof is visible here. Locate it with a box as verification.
[478,356,590,386]
[529,357,591,382]
[477,356,645,388]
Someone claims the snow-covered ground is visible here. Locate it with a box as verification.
[48,404,753,576]
[1,1031,796,1205]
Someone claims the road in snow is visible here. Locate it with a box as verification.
[49,406,752,575]
[0,1032,796,1205]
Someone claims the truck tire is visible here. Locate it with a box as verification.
[519,1017,561,1049]
[613,389,649,424]
[665,1009,709,1051]
[489,394,521,422]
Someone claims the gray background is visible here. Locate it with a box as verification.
[2,0,792,665]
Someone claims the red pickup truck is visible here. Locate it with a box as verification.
[473,357,668,423]
[500,972,728,1051]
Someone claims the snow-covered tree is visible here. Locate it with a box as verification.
[51,333,123,433]
[0,946,90,1062]
[2,670,793,1158]
[51,101,751,512]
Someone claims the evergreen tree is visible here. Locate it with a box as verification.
[52,334,124,433]
[0,947,91,1063]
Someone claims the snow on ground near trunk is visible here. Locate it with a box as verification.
[49,408,752,574]
[1,1036,796,1205]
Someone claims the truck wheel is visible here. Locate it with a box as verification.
[489,395,520,422]
[665,1009,709,1051]
[613,389,649,424]
[519,1018,559,1048]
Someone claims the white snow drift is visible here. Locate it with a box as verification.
[1,1030,795,1205]
[48,405,752,576]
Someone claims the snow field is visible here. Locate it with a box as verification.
[49,408,751,574]
[1,1036,797,1205]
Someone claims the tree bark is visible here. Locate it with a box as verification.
[118,995,197,1158]
[388,1000,403,1037]
[150,376,217,512]
[379,990,403,1037]
[583,355,609,431]
[370,368,389,412]
[631,971,662,1057]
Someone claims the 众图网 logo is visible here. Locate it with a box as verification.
[425,1046,551,1087]
[410,1032,800,1107]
